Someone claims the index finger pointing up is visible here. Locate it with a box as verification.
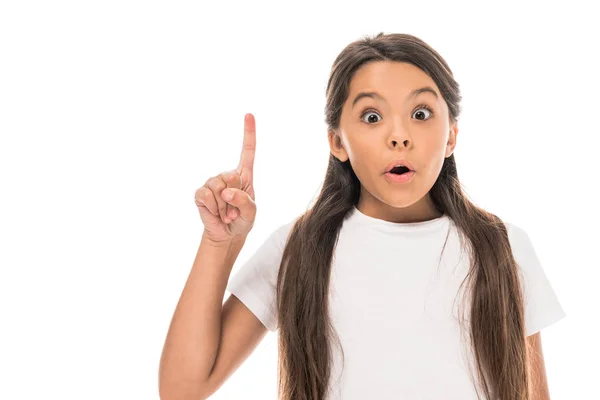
[237,113,256,174]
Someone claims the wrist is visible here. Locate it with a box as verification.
[201,234,247,251]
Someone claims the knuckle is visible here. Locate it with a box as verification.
[208,178,226,191]
[222,171,240,185]
[195,187,209,201]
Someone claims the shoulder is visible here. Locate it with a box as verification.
[504,221,535,259]
[504,220,526,241]
[269,217,297,249]
[503,220,549,293]
[502,220,567,335]
[247,216,298,262]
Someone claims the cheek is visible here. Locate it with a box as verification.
[345,145,377,184]
[419,146,447,184]
[344,136,369,166]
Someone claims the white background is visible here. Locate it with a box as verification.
[1,1,597,399]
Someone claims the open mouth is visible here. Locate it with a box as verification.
[388,166,412,175]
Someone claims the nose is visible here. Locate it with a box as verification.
[388,126,410,148]
[390,139,409,147]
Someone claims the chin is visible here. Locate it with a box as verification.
[383,186,429,208]
[382,197,419,209]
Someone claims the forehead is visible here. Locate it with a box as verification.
[348,61,439,100]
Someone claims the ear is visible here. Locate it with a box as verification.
[445,121,459,158]
[328,129,349,162]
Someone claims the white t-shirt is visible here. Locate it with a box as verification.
[226,206,566,399]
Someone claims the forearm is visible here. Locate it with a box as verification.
[159,235,246,399]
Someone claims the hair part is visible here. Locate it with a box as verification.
[276,32,533,400]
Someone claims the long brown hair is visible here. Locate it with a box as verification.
[275,32,533,400]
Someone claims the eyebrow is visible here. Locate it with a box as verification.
[351,86,439,108]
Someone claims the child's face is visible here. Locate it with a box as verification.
[328,61,458,218]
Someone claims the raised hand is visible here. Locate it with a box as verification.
[194,113,257,244]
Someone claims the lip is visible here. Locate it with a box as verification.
[384,159,416,173]
[384,170,415,184]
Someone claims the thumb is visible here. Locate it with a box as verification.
[221,187,256,221]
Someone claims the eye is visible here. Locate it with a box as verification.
[412,104,434,121]
[360,109,382,124]
[360,104,435,125]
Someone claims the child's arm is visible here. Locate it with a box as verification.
[158,236,268,400]
[527,332,551,400]
[199,292,269,398]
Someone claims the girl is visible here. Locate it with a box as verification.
[159,33,566,400]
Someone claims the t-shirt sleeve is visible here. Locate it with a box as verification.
[506,222,567,336]
[226,220,295,332]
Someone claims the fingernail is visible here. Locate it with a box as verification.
[223,189,233,201]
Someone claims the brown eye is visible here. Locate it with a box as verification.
[360,109,381,124]
[361,105,435,125]
[412,105,434,121]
